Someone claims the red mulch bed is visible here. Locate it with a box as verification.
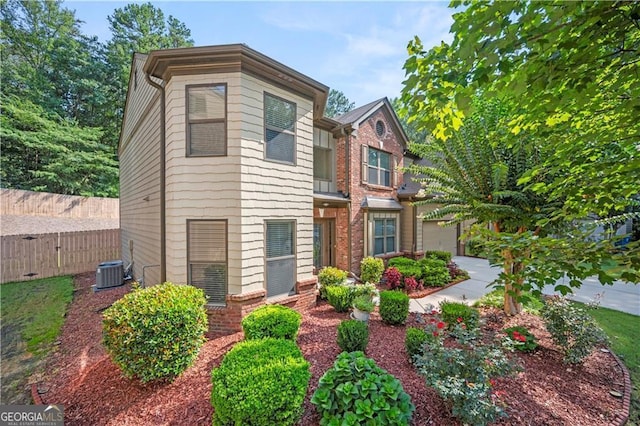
[39,273,627,425]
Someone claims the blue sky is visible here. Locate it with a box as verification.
[66,1,454,107]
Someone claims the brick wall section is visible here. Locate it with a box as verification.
[206,276,318,336]
[345,109,406,274]
[313,206,350,271]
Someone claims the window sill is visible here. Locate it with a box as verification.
[363,183,394,191]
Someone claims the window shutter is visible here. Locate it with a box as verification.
[361,145,368,183]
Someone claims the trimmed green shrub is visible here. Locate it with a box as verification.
[337,319,369,352]
[318,266,347,299]
[423,250,452,263]
[388,257,422,279]
[211,338,310,426]
[102,283,207,383]
[326,285,354,313]
[241,304,301,341]
[311,351,415,425]
[541,297,608,364]
[405,327,429,362]
[360,256,385,284]
[418,258,450,287]
[439,301,479,330]
[474,288,544,314]
[379,290,410,325]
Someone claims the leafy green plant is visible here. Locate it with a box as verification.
[361,257,385,284]
[241,304,302,341]
[351,282,377,300]
[423,250,452,263]
[439,301,479,330]
[418,258,450,287]
[474,288,544,314]
[503,326,538,352]
[388,257,422,279]
[405,327,428,362]
[414,328,515,425]
[318,266,348,299]
[102,283,207,383]
[353,295,375,313]
[541,297,608,364]
[337,320,369,352]
[311,351,415,425]
[379,290,410,325]
[211,338,310,426]
[326,285,354,313]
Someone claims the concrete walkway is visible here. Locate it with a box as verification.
[410,256,640,316]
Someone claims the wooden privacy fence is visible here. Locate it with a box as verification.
[1,229,120,283]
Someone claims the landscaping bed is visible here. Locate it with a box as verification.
[39,274,627,425]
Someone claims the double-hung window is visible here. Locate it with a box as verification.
[264,93,296,164]
[363,146,392,187]
[186,84,226,156]
[313,146,332,181]
[373,217,396,255]
[187,220,227,305]
[265,220,296,298]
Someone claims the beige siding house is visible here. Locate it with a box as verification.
[120,44,459,334]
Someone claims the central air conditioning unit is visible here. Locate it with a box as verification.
[94,260,124,291]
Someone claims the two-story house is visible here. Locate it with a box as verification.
[119,44,458,335]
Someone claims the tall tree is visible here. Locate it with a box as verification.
[391,97,429,144]
[103,2,194,149]
[325,89,355,118]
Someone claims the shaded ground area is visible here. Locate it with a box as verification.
[39,273,626,426]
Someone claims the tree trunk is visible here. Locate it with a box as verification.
[502,249,523,316]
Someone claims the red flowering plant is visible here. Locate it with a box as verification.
[403,276,424,293]
[383,267,403,290]
[503,326,538,352]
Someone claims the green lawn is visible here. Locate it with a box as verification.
[0,276,74,404]
[584,305,640,426]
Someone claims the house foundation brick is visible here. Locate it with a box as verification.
[206,277,318,336]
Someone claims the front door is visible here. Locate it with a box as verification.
[313,219,335,270]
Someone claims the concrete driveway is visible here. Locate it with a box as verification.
[410,256,640,316]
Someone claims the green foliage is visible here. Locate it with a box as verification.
[311,351,415,425]
[465,237,487,258]
[211,338,310,426]
[388,257,422,279]
[351,282,377,300]
[474,289,544,315]
[352,295,375,313]
[360,257,385,284]
[102,283,207,383]
[379,291,410,325]
[337,320,369,353]
[326,285,354,313]
[417,257,450,287]
[414,330,515,426]
[405,327,428,362]
[423,250,452,263]
[318,266,348,299]
[241,304,302,341]
[503,326,538,353]
[439,301,479,330]
[541,297,608,364]
[325,89,355,118]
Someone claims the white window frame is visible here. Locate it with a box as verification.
[264,92,296,165]
[367,212,400,256]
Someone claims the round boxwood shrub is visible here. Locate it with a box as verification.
[242,304,301,341]
[439,301,479,330]
[102,283,207,383]
[337,319,369,352]
[360,256,385,284]
[211,338,310,426]
[326,285,354,313]
[379,290,410,325]
[418,258,451,287]
[405,327,429,362]
[311,351,415,425]
[318,266,348,299]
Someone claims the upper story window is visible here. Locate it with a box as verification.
[186,84,226,156]
[264,93,296,164]
[362,146,392,187]
[313,146,332,181]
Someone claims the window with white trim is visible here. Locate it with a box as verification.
[265,220,296,297]
[187,220,227,305]
[362,146,392,187]
[264,93,296,164]
[186,84,226,156]
[368,212,400,256]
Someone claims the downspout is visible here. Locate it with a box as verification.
[145,72,167,283]
[343,128,353,275]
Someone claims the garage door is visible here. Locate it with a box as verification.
[422,221,458,255]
